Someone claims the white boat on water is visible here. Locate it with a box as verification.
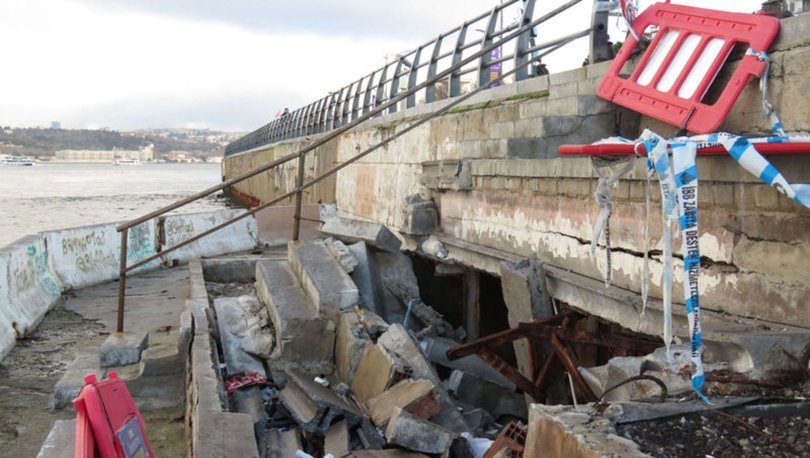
[114,158,142,166]
[0,155,35,166]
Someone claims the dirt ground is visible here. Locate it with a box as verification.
[0,303,185,457]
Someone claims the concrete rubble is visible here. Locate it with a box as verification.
[193,230,810,457]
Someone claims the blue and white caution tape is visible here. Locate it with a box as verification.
[746,49,785,137]
[641,130,676,359]
[670,141,709,402]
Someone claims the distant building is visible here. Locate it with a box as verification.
[51,121,61,130]
[54,146,154,163]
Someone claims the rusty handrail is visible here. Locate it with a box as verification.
[114,0,590,333]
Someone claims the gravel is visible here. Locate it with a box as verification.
[618,411,810,457]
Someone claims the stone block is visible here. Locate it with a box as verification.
[213,297,265,375]
[365,378,438,426]
[402,195,438,235]
[542,115,581,137]
[518,99,547,119]
[324,420,350,458]
[576,95,614,116]
[99,332,148,368]
[420,159,473,191]
[523,404,650,458]
[255,261,334,373]
[138,338,182,377]
[260,428,302,458]
[351,343,404,405]
[37,420,75,458]
[52,352,102,409]
[278,371,363,435]
[385,408,456,455]
[506,137,550,159]
[549,81,578,99]
[194,411,259,458]
[320,216,402,253]
[335,309,389,385]
[326,237,359,273]
[288,240,359,321]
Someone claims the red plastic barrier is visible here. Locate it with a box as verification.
[558,141,810,156]
[74,372,154,458]
[598,2,779,134]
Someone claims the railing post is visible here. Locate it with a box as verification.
[292,152,306,241]
[590,0,611,64]
[116,228,128,333]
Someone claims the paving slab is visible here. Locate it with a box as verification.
[320,217,402,253]
[36,420,75,458]
[99,331,148,368]
[288,240,359,322]
[255,260,334,373]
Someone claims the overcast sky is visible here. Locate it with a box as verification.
[0,0,764,132]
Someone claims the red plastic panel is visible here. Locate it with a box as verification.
[557,142,810,156]
[73,372,154,458]
[597,2,779,134]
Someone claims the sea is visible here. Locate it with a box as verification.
[0,163,236,248]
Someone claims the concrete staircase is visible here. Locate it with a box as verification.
[256,240,359,374]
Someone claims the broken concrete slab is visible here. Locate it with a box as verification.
[385,407,456,455]
[261,428,302,458]
[194,411,260,458]
[326,237,359,273]
[324,419,350,458]
[421,337,515,390]
[401,195,438,236]
[278,370,363,435]
[138,332,183,377]
[347,242,386,316]
[523,404,650,458]
[335,309,389,385]
[37,420,75,458]
[447,370,528,420]
[99,332,148,368]
[288,240,359,322]
[52,351,102,409]
[320,217,402,254]
[351,343,407,405]
[377,325,470,433]
[255,260,334,374]
[365,378,437,426]
[213,297,266,375]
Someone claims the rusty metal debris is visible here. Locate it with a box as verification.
[446,310,659,403]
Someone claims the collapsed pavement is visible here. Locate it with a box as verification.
[186,216,810,457]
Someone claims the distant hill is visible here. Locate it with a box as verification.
[0,127,245,158]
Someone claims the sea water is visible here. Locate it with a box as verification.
[0,162,235,248]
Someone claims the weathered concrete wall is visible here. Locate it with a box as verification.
[44,221,159,290]
[222,137,338,207]
[0,210,261,362]
[160,209,259,265]
[223,15,810,327]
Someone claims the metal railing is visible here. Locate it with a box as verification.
[225,0,612,157]
[114,0,607,333]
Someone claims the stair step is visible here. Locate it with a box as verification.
[255,260,334,373]
[287,240,359,322]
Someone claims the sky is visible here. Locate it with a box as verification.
[0,0,765,132]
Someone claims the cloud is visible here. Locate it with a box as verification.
[0,0,768,131]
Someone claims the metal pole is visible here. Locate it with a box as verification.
[292,151,306,241]
[116,228,128,333]
[590,0,611,64]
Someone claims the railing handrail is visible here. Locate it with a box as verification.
[224,0,613,157]
[114,0,598,333]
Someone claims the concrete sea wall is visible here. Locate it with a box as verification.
[223,15,810,328]
[0,209,260,361]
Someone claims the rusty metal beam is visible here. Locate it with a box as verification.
[551,334,598,402]
[478,346,544,402]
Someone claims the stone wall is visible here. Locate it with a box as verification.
[222,14,810,328]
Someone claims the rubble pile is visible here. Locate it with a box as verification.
[204,238,533,457]
[202,232,810,457]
